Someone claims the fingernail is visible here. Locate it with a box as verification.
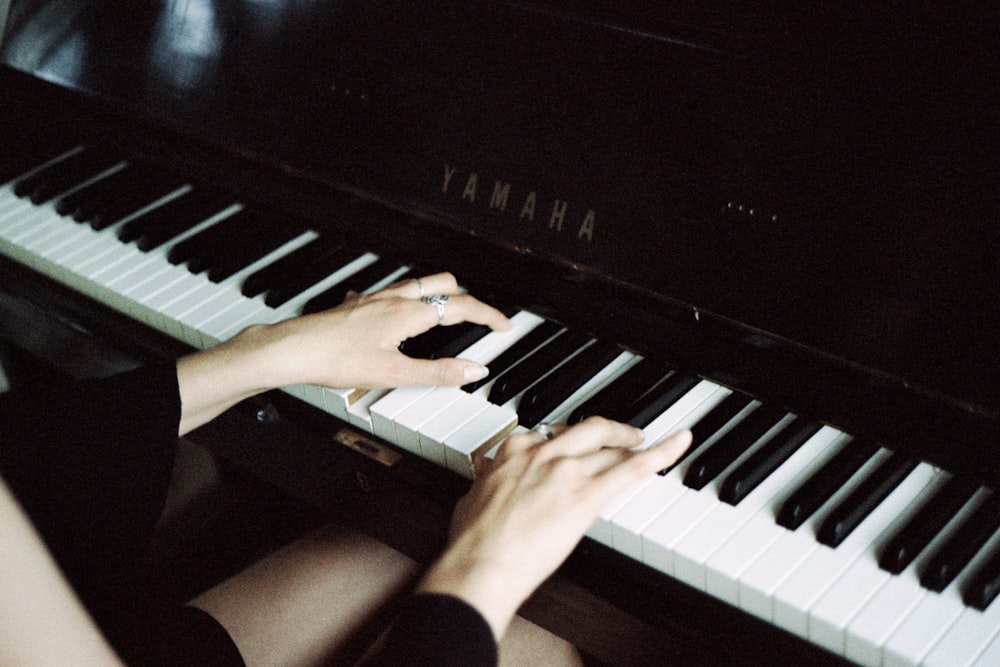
[463,363,489,383]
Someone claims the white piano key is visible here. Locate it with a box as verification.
[443,403,518,477]
[672,427,848,590]
[0,195,36,226]
[370,385,438,443]
[971,627,1000,667]
[585,380,728,546]
[391,387,468,454]
[734,447,892,616]
[369,310,544,442]
[639,412,799,571]
[417,392,491,467]
[1,204,61,243]
[923,567,1000,666]
[807,469,950,656]
[771,462,937,638]
[844,569,929,666]
[845,477,987,665]
[345,388,393,433]
[882,489,998,667]
[167,231,320,346]
[606,385,732,561]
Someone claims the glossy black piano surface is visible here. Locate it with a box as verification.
[1,2,998,665]
[3,0,997,485]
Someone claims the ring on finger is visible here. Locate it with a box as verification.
[423,294,449,325]
[414,277,425,298]
[533,422,555,441]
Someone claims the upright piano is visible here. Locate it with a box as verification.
[2,1,998,665]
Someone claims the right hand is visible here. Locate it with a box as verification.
[417,418,693,639]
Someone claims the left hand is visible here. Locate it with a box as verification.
[176,272,511,434]
[250,271,511,390]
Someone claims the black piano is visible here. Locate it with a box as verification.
[2,2,998,664]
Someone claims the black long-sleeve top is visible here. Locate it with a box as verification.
[0,364,496,666]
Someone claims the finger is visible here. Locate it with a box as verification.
[377,272,460,301]
[497,424,566,458]
[417,293,512,331]
[382,356,491,388]
[540,416,645,459]
[592,429,693,491]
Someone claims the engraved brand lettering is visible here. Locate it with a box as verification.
[519,191,537,221]
[549,199,568,231]
[489,181,511,212]
[462,173,478,202]
[441,165,458,193]
[578,209,596,241]
[441,165,596,243]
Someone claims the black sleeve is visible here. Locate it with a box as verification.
[0,362,181,619]
[358,593,498,667]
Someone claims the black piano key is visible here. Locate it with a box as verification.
[486,330,591,406]
[12,150,87,197]
[816,452,918,548]
[517,340,624,428]
[118,189,233,251]
[462,320,563,393]
[401,304,519,361]
[624,372,702,429]
[16,150,119,204]
[682,404,788,491]
[52,162,137,219]
[964,542,1000,610]
[920,494,1000,593]
[402,320,479,360]
[168,209,303,279]
[567,357,671,424]
[718,417,822,506]
[85,168,185,230]
[776,437,880,531]
[656,391,756,476]
[687,391,754,448]
[878,477,979,574]
[299,259,399,312]
[241,237,348,298]
[1,140,69,185]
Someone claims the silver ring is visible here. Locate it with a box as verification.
[422,294,449,325]
[414,277,425,298]
[534,423,554,440]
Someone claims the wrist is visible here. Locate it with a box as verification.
[415,536,529,640]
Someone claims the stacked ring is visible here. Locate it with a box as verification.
[423,294,449,325]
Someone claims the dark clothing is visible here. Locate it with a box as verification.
[0,364,497,666]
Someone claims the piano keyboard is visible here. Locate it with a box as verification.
[2,144,999,667]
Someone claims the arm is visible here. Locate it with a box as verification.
[176,273,510,436]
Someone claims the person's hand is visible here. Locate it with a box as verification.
[248,271,511,390]
[176,272,511,434]
[417,419,693,639]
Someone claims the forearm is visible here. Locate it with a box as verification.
[176,324,287,436]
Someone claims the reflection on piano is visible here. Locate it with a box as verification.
[2,1,998,665]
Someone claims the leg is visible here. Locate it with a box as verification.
[190,525,584,667]
[189,525,420,667]
[499,616,585,667]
